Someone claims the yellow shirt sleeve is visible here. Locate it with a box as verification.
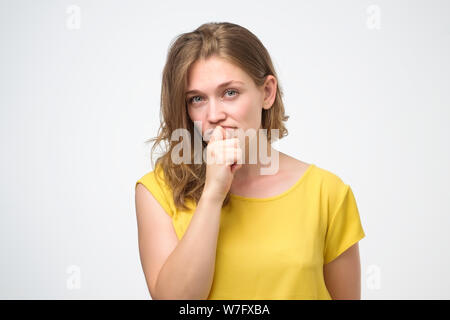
[135,170,174,218]
[323,184,365,265]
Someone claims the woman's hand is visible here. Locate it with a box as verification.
[203,126,243,202]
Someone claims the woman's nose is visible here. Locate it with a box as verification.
[206,99,226,123]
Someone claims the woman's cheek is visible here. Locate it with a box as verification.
[189,108,204,122]
[234,101,253,120]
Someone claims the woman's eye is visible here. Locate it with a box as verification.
[225,89,238,97]
[188,96,203,104]
[191,96,202,103]
[188,89,239,105]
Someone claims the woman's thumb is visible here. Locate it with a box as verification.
[209,126,224,144]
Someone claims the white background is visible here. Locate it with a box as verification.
[1,0,449,299]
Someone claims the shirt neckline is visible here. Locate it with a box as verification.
[229,164,315,202]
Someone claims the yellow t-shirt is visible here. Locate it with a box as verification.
[135,163,366,300]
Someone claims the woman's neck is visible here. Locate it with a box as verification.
[232,140,282,183]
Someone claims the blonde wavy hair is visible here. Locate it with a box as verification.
[146,22,289,211]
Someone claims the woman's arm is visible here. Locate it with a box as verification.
[154,190,223,299]
[323,242,362,300]
[135,183,224,300]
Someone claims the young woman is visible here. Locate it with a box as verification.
[135,22,366,300]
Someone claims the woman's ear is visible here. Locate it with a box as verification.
[262,75,277,110]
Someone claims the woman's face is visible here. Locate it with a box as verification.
[185,55,276,143]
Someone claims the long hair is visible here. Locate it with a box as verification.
[146,22,289,211]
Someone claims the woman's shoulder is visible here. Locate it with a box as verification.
[282,154,345,187]
[135,164,172,194]
[310,163,347,188]
[308,163,353,210]
[136,168,156,184]
[135,164,177,217]
[284,154,349,197]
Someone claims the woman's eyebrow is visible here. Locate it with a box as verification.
[185,80,245,96]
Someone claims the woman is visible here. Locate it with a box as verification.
[135,22,366,300]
